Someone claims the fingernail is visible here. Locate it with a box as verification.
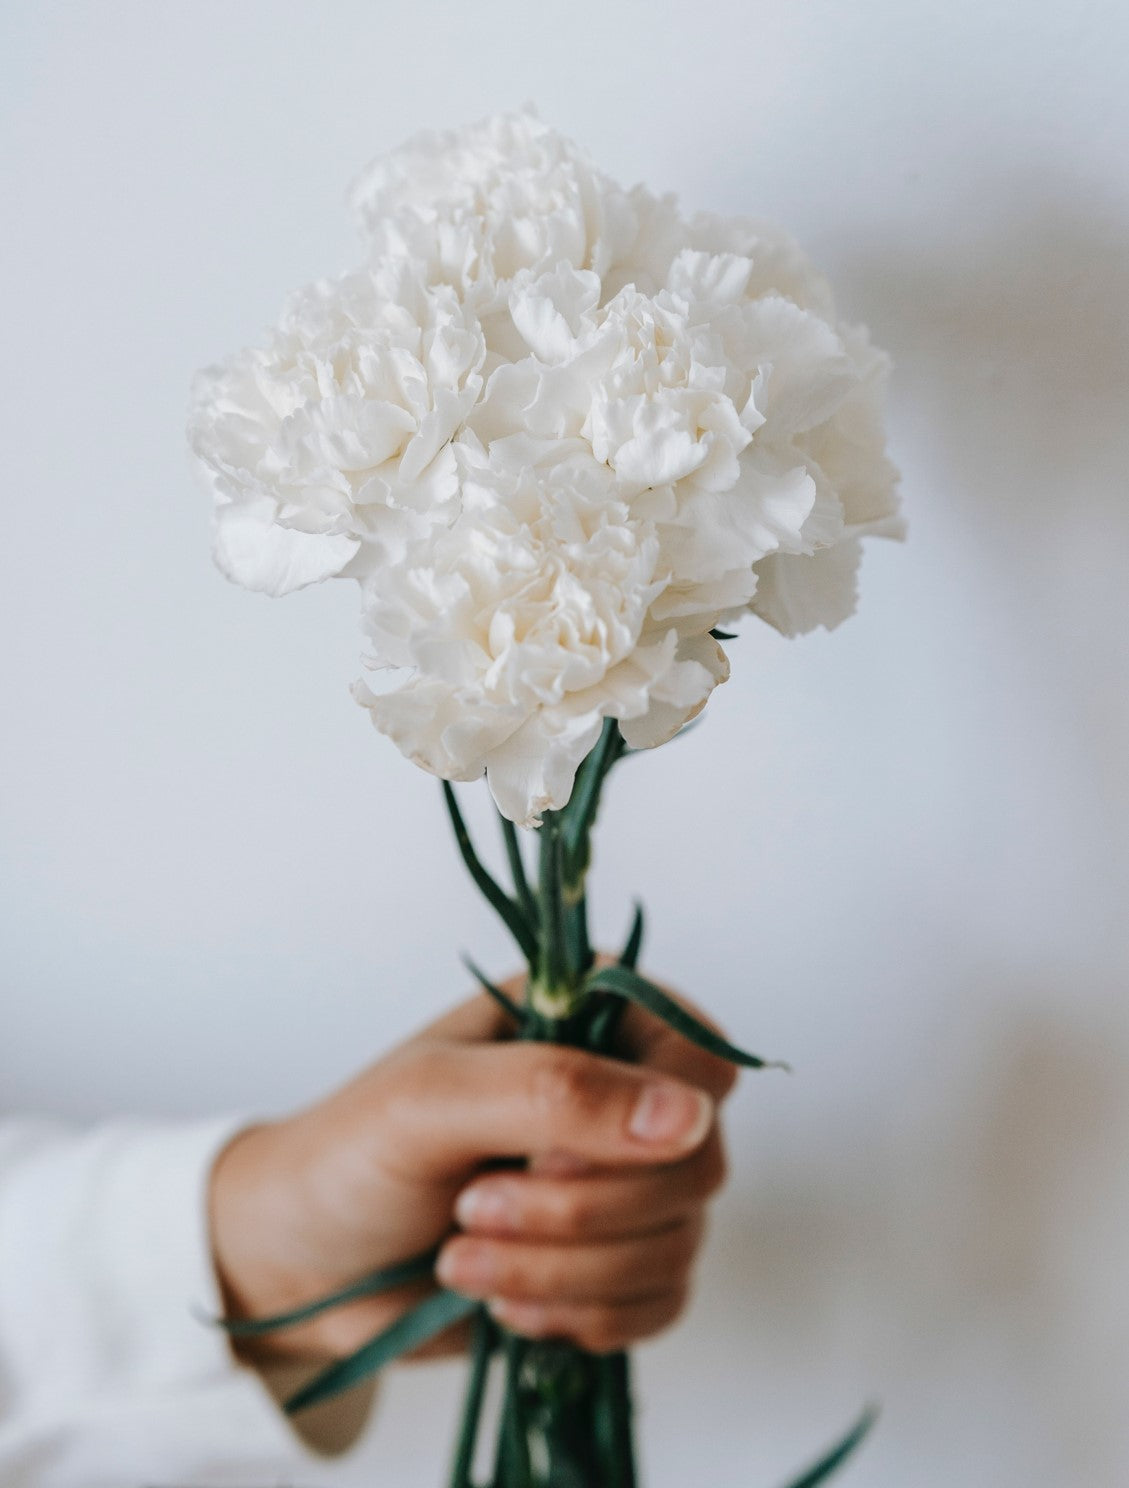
[489,1299,548,1337]
[455,1183,517,1232]
[628,1082,712,1147]
[436,1241,497,1295]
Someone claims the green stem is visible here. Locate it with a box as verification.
[536,814,571,1012]
[444,735,639,1488]
[602,1353,637,1488]
[494,1337,531,1488]
[500,811,538,926]
[561,719,621,890]
[449,1308,496,1488]
[563,891,591,984]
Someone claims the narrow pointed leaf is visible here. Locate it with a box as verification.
[286,1289,477,1415]
[585,997,624,1054]
[582,904,645,1052]
[709,628,738,640]
[212,1248,438,1337]
[776,1404,879,1488]
[583,966,788,1071]
[463,954,526,1027]
[443,782,538,964]
[620,902,645,971]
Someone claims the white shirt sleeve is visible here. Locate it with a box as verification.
[0,1116,376,1487]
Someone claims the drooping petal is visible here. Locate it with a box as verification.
[751,537,864,636]
[485,706,605,827]
[618,632,730,749]
[211,494,359,596]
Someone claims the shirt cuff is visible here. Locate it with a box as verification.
[0,1115,253,1404]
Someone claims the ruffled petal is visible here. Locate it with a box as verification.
[211,496,359,596]
[751,538,863,636]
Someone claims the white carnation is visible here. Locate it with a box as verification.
[189,261,486,596]
[192,113,901,821]
[353,442,726,825]
[348,110,681,323]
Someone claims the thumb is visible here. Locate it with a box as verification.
[367,1040,715,1181]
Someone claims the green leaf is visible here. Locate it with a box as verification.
[620,902,645,971]
[443,782,539,965]
[286,1289,477,1415]
[463,954,526,1027]
[776,1405,879,1488]
[211,1248,438,1337]
[709,628,738,640]
[583,965,789,1071]
[580,904,645,1052]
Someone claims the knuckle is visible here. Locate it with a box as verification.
[649,1287,690,1336]
[668,1218,703,1275]
[496,1250,538,1299]
[549,1184,596,1240]
[495,1245,568,1303]
[527,1050,605,1132]
[369,1046,432,1128]
[641,1221,698,1290]
[632,1288,688,1346]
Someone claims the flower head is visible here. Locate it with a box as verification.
[191,113,901,822]
[349,110,682,332]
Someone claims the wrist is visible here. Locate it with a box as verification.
[208,1120,326,1364]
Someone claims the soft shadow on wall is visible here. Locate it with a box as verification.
[853,178,1129,821]
[637,177,1129,1488]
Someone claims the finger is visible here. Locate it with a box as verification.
[613,989,740,1103]
[369,1041,714,1180]
[454,1128,728,1241]
[436,1217,702,1306]
[489,1288,688,1353]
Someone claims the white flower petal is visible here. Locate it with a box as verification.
[666,249,754,305]
[193,114,902,808]
[510,265,601,363]
[354,675,523,782]
[485,707,605,827]
[751,538,863,636]
[212,497,359,596]
[742,297,855,436]
[618,633,729,749]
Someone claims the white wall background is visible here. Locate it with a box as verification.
[2,1,1127,1484]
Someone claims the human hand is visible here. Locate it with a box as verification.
[209,972,737,1366]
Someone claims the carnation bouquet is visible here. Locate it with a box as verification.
[190,110,902,1487]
